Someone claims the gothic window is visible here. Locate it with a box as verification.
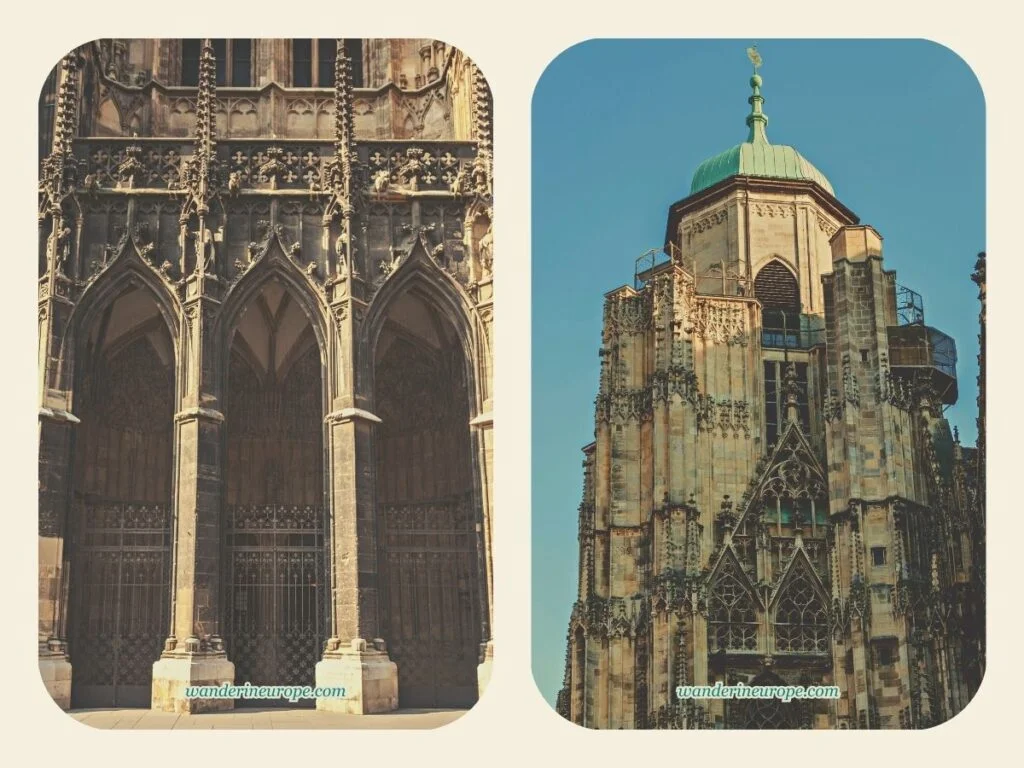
[181,39,252,86]
[871,546,887,566]
[763,360,809,446]
[317,39,337,88]
[708,557,759,652]
[229,39,252,86]
[756,260,801,349]
[293,39,364,88]
[292,39,313,87]
[774,566,829,653]
[181,39,200,86]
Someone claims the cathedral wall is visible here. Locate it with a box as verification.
[81,39,466,142]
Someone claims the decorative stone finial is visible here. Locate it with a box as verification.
[783,361,801,425]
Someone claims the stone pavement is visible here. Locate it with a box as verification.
[70,707,468,730]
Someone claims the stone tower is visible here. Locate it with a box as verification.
[557,65,983,729]
[38,39,494,713]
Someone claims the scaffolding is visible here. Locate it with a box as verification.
[896,284,925,326]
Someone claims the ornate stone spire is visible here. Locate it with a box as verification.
[331,38,356,218]
[783,361,801,425]
[179,39,220,276]
[39,50,81,218]
[971,251,986,516]
[323,39,359,283]
[469,58,493,200]
[52,52,81,160]
[185,39,218,216]
[39,50,83,283]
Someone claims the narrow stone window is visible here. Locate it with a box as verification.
[181,39,252,87]
[763,360,809,446]
[293,40,365,88]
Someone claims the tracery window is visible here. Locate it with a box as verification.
[181,39,252,87]
[708,558,759,652]
[731,673,807,729]
[774,566,829,653]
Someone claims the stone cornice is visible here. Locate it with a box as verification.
[39,407,80,425]
[469,411,493,427]
[325,407,382,424]
[174,406,225,423]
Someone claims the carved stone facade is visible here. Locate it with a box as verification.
[557,82,983,729]
[37,39,494,714]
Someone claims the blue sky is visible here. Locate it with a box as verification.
[530,39,985,706]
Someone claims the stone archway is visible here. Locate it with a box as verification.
[222,277,327,704]
[67,283,175,708]
[372,286,482,708]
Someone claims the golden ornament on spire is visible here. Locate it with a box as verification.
[746,44,762,72]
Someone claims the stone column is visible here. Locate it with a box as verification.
[470,410,494,697]
[36,47,81,708]
[38,408,77,709]
[316,407,398,713]
[152,274,234,713]
[315,291,398,714]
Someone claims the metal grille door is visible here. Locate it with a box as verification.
[380,495,481,708]
[224,505,325,706]
[69,503,171,708]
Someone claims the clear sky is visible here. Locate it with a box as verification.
[530,39,985,706]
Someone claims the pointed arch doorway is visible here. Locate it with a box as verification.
[222,276,327,704]
[67,281,176,708]
[372,282,483,708]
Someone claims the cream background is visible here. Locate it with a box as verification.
[3,0,1020,761]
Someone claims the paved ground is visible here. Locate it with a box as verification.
[70,707,468,730]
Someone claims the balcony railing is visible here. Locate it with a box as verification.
[762,310,825,350]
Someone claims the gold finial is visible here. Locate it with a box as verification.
[746,44,762,73]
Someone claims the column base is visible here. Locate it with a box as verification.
[38,645,72,711]
[152,648,235,714]
[315,638,398,714]
[477,640,495,699]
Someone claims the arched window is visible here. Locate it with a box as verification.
[708,557,759,652]
[755,260,800,349]
[774,565,829,653]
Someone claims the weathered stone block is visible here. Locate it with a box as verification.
[151,654,235,714]
[315,644,398,714]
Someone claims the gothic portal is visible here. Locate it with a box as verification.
[38,38,494,714]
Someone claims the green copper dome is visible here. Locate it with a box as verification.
[689,72,834,196]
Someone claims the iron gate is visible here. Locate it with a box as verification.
[68,503,172,708]
[224,505,326,706]
[380,494,481,708]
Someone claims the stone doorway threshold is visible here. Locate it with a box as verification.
[70,707,468,730]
